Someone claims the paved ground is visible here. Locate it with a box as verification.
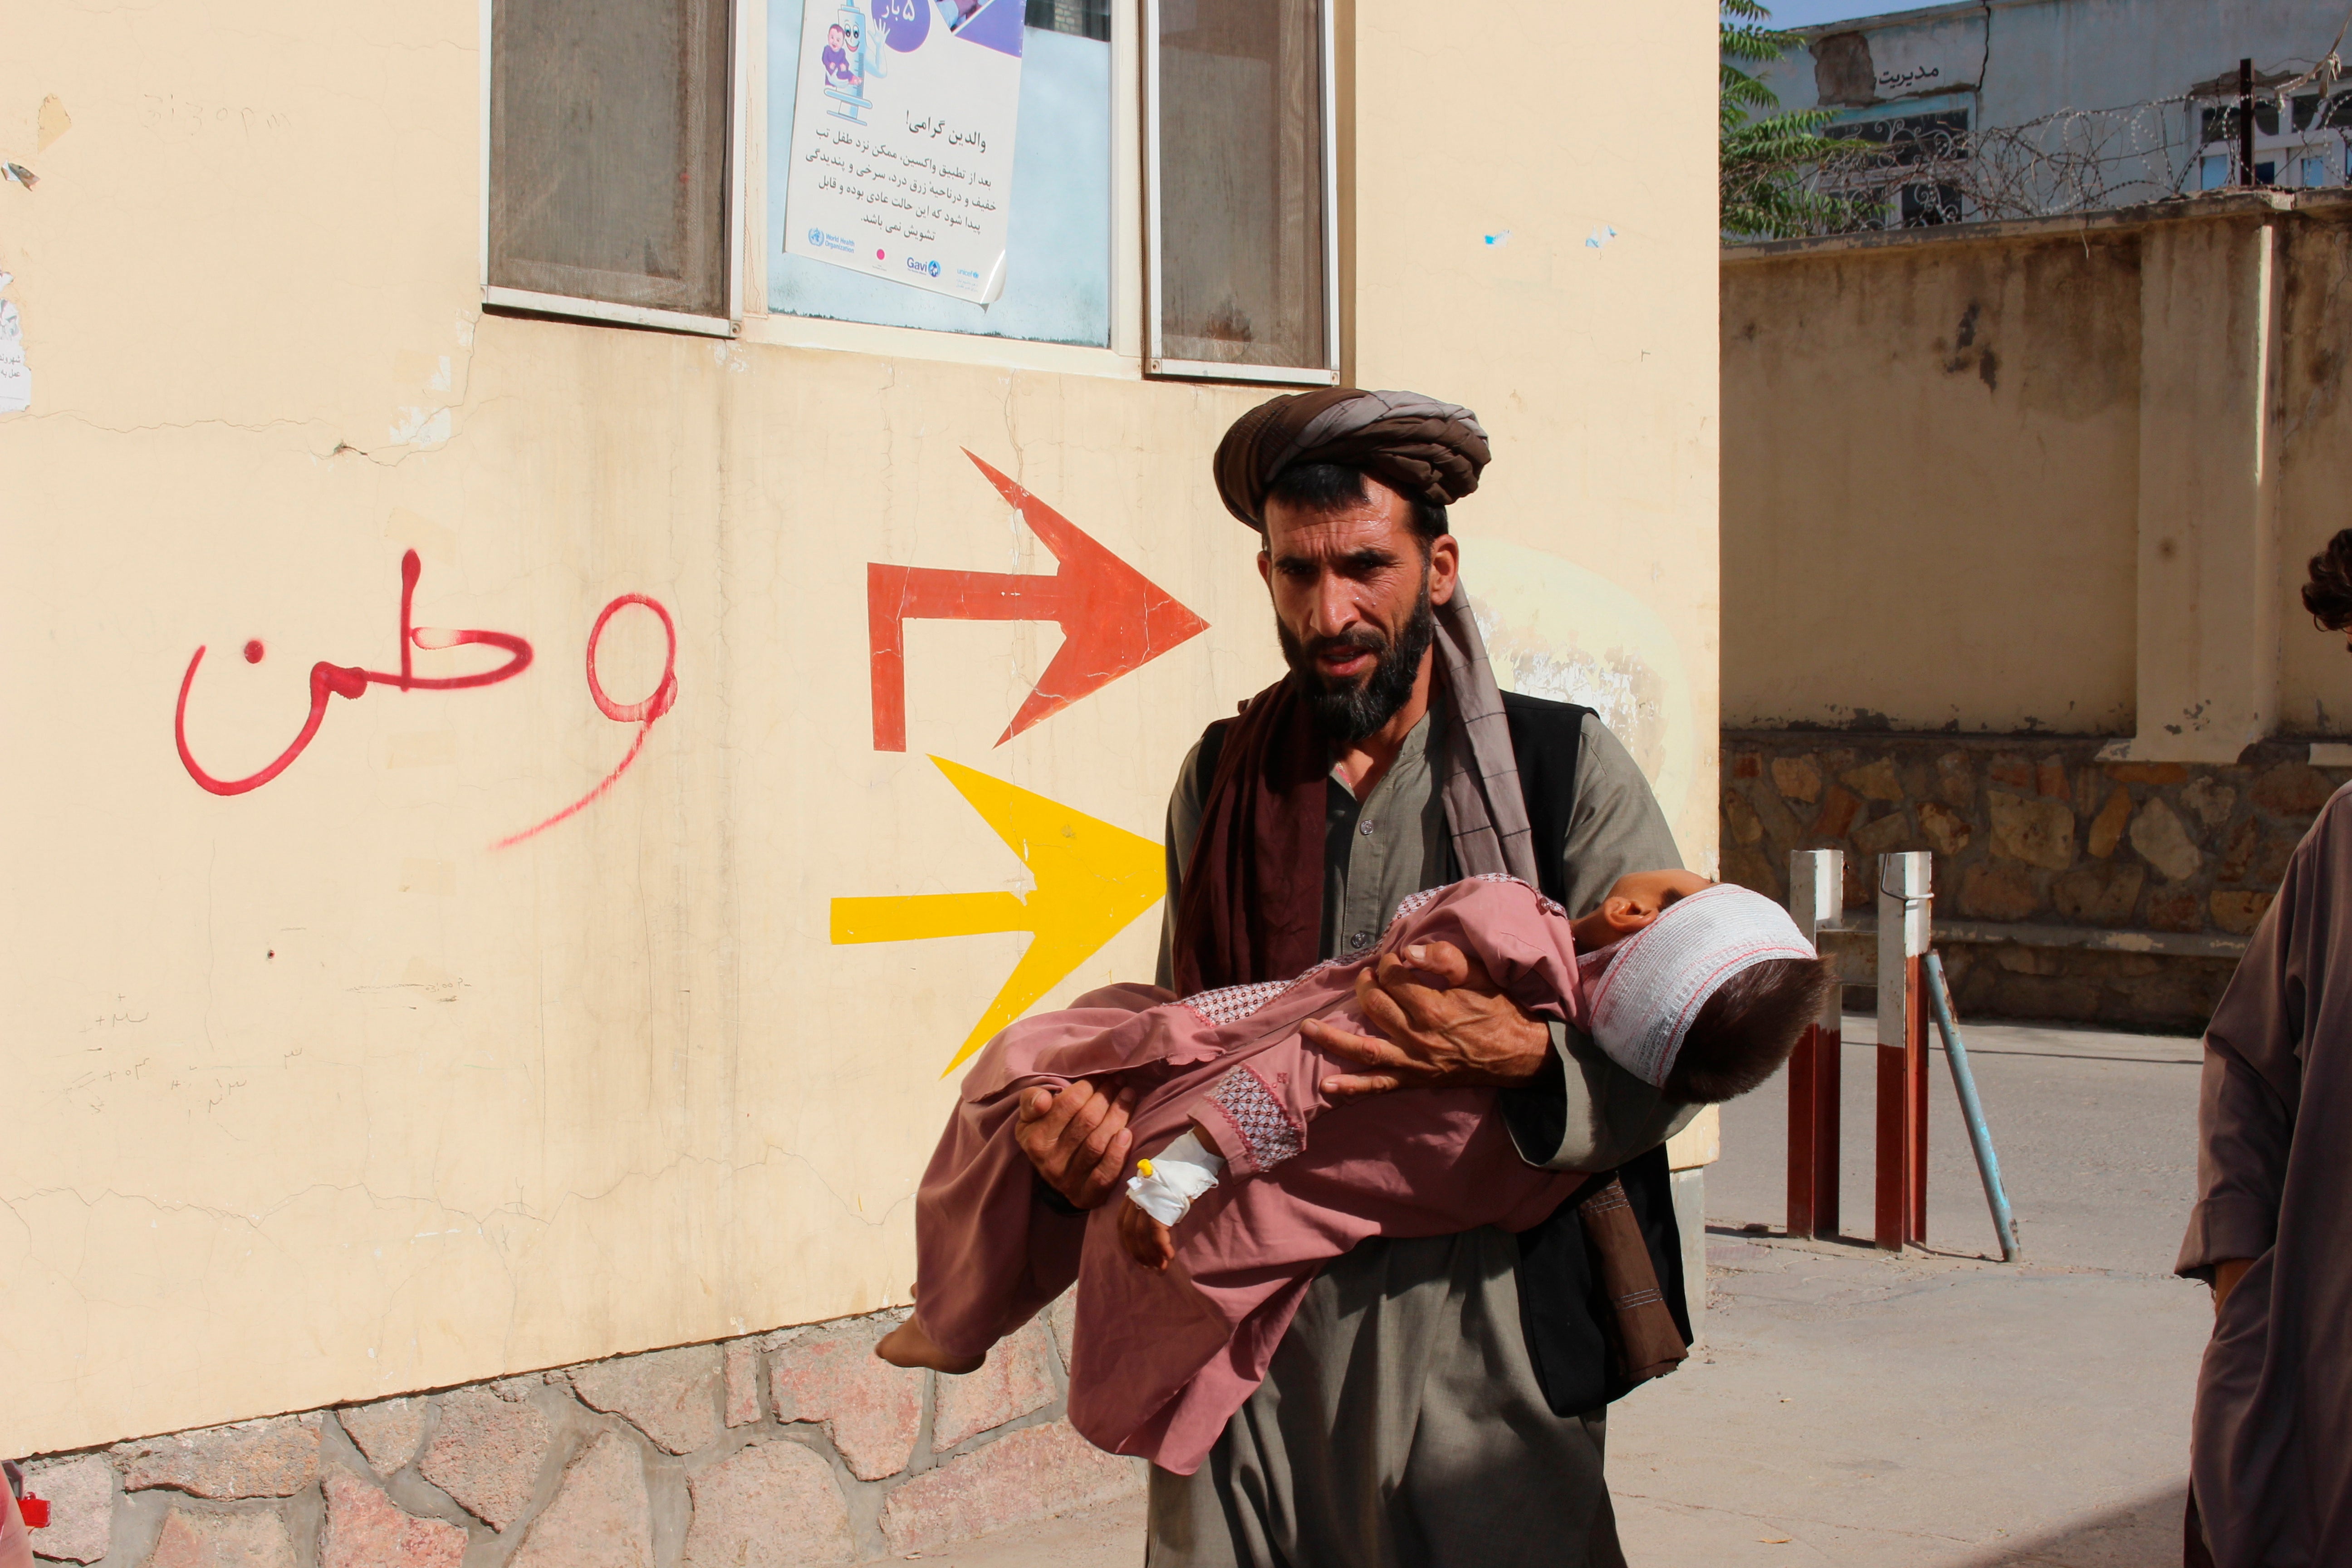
[1615,1013,2210,1566]
[898,1014,2213,1566]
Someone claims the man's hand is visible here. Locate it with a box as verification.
[1117,1196,1175,1271]
[1306,940,1552,1101]
[1014,1081,1137,1209]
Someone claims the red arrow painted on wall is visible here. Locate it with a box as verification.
[867,451,1210,751]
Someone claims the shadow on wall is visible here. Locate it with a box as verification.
[1956,1483,2186,1567]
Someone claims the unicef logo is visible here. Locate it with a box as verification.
[928,260,941,278]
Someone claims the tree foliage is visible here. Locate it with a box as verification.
[1721,0,1868,240]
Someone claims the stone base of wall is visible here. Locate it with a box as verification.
[16,1298,1138,1567]
[1721,731,2352,1034]
[1817,933,2239,1033]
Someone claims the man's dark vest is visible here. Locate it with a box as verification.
[1495,693,1692,1416]
[1195,690,1690,1416]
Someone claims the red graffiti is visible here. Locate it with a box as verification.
[490,594,678,850]
[866,450,1209,751]
[175,550,534,796]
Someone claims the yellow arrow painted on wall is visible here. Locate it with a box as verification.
[830,757,1166,1073]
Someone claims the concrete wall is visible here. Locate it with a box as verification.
[1724,191,2352,744]
[0,0,1721,1467]
[1723,225,2142,734]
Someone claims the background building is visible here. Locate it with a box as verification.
[1755,0,2352,227]
[0,0,1722,1558]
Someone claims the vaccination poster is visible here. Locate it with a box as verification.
[783,0,1026,303]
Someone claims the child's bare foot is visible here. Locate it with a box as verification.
[874,1316,984,1374]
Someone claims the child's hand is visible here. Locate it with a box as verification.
[1118,1196,1175,1271]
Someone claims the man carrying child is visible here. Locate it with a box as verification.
[1009,389,1715,1568]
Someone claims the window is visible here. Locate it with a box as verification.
[1025,0,1108,41]
[1899,181,1962,226]
[1145,0,1337,384]
[1816,101,1969,234]
[764,0,1113,346]
[2201,152,2230,191]
[2201,101,2281,145]
[1844,108,1969,165]
[488,0,735,330]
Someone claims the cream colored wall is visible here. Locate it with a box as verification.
[1721,232,2143,735]
[1354,0,1722,861]
[0,0,1720,1456]
[1724,198,2352,747]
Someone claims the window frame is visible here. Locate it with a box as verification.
[1139,0,1341,387]
[477,0,750,338]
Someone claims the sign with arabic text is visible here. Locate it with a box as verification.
[782,0,1024,303]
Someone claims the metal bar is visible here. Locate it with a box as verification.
[2240,57,2257,187]
[1924,952,2021,1262]
[1786,850,1843,1240]
[1875,1031,1909,1250]
[1907,955,1928,1244]
[1787,1023,1820,1237]
[1814,1014,1841,1237]
[1875,852,1931,1251]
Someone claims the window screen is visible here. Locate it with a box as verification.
[1148,0,1334,381]
[490,0,733,319]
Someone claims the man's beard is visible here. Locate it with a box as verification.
[1277,581,1437,745]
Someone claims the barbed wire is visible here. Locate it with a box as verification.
[1778,43,2352,235]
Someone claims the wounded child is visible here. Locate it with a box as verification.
[876,871,1830,1475]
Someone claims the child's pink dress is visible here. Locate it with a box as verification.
[909,875,1598,1475]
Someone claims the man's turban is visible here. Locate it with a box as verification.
[1212,387,1491,530]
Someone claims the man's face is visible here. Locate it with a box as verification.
[1258,477,1460,742]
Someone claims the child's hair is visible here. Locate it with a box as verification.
[1664,955,1836,1104]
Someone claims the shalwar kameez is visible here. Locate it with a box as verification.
[2178,785,2352,1566]
[1140,388,1695,1567]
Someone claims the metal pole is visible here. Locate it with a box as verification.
[1875,851,1931,1250]
[1923,952,2021,1263]
[2240,57,2257,187]
[1786,850,1843,1240]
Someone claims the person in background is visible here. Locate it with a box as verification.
[2175,527,2352,1567]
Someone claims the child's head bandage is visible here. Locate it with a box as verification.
[1586,884,1817,1089]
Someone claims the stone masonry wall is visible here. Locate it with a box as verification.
[1719,732,2352,1032]
[14,1299,1136,1568]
